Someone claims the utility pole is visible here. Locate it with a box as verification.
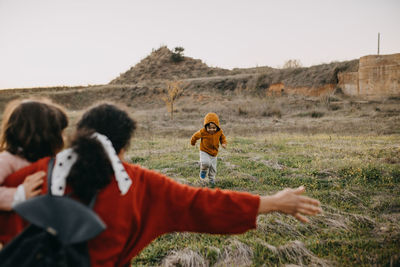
[377,32,380,55]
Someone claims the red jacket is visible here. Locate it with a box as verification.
[0,157,259,267]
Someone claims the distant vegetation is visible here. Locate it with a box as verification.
[170,47,185,63]
[282,59,303,69]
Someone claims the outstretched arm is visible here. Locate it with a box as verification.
[258,186,321,223]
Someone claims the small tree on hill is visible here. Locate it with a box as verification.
[283,59,302,69]
[162,80,185,120]
[171,47,185,63]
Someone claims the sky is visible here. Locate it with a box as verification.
[0,0,399,89]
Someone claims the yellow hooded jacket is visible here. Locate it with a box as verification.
[190,113,227,157]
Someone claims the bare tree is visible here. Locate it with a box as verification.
[283,59,303,69]
[162,80,185,120]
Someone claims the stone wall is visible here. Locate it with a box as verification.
[338,53,400,98]
[266,53,400,98]
[358,53,400,97]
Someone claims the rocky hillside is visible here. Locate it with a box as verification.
[110,46,231,85]
[109,46,359,97]
[267,60,359,88]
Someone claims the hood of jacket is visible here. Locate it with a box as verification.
[203,113,220,128]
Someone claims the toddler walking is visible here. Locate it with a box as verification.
[191,112,227,186]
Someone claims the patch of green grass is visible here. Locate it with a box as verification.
[130,156,146,163]
[231,137,254,145]
[127,134,400,266]
[278,154,313,168]
[391,167,400,183]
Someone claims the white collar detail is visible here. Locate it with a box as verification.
[50,132,132,196]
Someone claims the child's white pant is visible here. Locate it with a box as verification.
[199,151,217,181]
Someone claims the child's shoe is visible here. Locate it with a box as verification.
[200,170,207,179]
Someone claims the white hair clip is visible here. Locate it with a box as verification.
[51,132,132,196]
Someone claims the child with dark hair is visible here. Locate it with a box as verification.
[191,112,227,185]
[1,102,321,266]
[0,99,68,211]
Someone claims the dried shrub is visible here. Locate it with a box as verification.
[311,111,325,118]
[282,59,303,69]
[216,239,253,267]
[161,80,185,120]
[162,248,207,267]
[238,107,248,116]
[297,111,324,118]
[329,104,341,111]
[262,108,282,118]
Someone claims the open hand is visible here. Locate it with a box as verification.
[258,186,322,223]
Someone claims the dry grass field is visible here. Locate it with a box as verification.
[129,134,399,266]
[126,92,399,266]
[0,84,399,266]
